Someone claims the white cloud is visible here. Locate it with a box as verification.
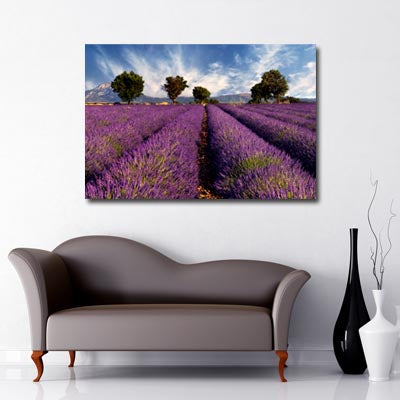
[234,53,242,65]
[306,61,316,69]
[193,64,230,95]
[288,61,316,98]
[96,57,124,78]
[123,47,232,97]
[95,46,125,79]
[209,62,222,70]
[85,80,96,90]
[251,44,285,77]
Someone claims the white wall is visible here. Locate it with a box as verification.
[1,0,400,365]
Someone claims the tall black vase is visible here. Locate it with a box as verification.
[333,228,370,374]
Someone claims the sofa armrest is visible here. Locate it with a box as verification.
[272,269,311,350]
[8,248,73,350]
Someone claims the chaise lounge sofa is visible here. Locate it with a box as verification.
[9,236,310,382]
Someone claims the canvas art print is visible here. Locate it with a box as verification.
[85,44,316,200]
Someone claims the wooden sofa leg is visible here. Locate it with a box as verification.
[68,351,76,367]
[31,351,48,382]
[275,350,288,382]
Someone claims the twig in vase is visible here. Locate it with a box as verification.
[367,178,380,289]
[367,176,396,290]
[378,200,396,289]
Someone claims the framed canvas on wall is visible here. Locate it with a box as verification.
[85,44,317,200]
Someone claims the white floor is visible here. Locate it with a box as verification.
[1,365,400,400]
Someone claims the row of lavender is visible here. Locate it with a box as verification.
[86,105,203,199]
[257,102,316,119]
[240,104,316,131]
[217,104,316,176]
[86,105,187,179]
[206,105,316,199]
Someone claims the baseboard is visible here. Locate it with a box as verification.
[0,349,336,366]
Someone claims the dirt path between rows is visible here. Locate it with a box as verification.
[197,107,220,199]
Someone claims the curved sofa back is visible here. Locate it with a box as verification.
[54,236,294,307]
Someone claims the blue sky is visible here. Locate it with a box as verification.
[85,44,316,98]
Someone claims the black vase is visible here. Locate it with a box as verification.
[333,228,370,374]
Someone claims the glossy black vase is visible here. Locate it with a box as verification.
[333,228,370,374]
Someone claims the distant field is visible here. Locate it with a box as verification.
[85,103,316,200]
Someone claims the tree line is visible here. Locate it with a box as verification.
[110,69,294,105]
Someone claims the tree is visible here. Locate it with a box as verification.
[285,96,300,103]
[162,76,189,104]
[192,86,211,104]
[208,98,219,104]
[260,69,289,103]
[111,71,144,104]
[250,82,264,104]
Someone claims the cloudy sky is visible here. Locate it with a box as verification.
[85,44,316,98]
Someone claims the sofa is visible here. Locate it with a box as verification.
[9,235,310,382]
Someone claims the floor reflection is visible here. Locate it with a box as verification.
[365,380,400,400]
[333,374,369,400]
[0,365,399,400]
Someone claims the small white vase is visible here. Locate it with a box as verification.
[359,289,398,381]
[391,305,400,374]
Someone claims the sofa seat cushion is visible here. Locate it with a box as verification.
[46,304,272,351]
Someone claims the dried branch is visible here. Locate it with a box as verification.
[367,177,380,289]
[369,247,375,262]
[378,199,396,288]
[379,229,384,274]
[378,229,384,289]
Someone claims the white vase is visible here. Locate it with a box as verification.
[359,289,398,381]
[391,305,400,374]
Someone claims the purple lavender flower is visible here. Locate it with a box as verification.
[241,104,317,131]
[86,106,204,199]
[207,105,316,199]
[85,105,186,179]
[218,104,316,176]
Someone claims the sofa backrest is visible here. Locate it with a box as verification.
[53,236,294,307]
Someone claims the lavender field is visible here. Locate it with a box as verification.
[85,103,317,200]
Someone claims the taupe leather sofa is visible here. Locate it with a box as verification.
[9,236,310,382]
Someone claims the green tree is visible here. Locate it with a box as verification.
[285,96,301,103]
[192,86,211,104]
[250,82,264,104]
[208,98,219,104]
[111,71,144,104]
[260,69,289,103]
[162,76,189,104]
